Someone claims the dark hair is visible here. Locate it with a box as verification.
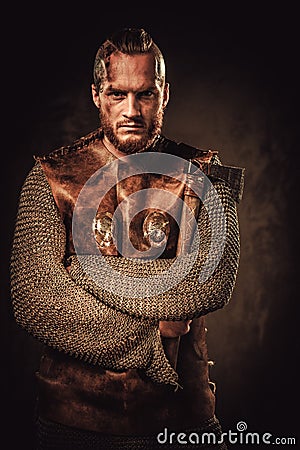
[93,28,165,92]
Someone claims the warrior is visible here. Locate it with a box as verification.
[10,28,244,449]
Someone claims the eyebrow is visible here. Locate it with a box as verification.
[104,84,158,93]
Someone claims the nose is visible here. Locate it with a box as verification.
[123,93,141,118]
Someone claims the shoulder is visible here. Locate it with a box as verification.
[159,136,245,203]
[32,128,112,189]
[156,135,218,161]
[34,128,104,165]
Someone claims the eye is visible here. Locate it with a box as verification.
[109,91,126,100]
[139,90,154,98]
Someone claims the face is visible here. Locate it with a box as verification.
[92,52,169,154]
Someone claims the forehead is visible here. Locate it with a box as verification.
[104,52,157,86]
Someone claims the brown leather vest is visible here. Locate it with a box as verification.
[35,130,217,435]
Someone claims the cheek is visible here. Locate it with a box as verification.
[101,99,112,114]
[101,100,120,122]
[142,100,162,117]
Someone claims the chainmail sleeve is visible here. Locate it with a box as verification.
[10,155,240,386]
[69,178,240,320]
[10,161,179,386]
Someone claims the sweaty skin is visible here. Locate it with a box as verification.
[91,52,191,337]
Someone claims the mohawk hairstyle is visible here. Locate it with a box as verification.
[93,28,165,92]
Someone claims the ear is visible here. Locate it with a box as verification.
[162,82,170,109]
[91,84,101,108]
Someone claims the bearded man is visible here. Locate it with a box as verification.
[10,28,244,449]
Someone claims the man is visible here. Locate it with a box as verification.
[10,28,244,449]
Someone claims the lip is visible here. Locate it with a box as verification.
[120,125,144,130]
[118,122,144,128]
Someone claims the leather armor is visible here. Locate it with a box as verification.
[20,129,243,434]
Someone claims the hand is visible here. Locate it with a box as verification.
[159,320,192,338]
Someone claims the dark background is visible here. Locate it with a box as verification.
[2,5,299,449]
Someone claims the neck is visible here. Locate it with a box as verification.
[102,135,126,159]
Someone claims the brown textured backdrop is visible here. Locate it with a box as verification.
[2,6,299,448]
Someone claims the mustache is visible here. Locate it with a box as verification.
[117,118,145,128]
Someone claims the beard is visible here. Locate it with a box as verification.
[99,109,164,155]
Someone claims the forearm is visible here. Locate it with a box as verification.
[10,162,157,369]
[70,180,240,320]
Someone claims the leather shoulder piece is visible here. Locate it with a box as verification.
[157,137,245,203]
[203,162,245,203]
[155,136,213,160]
[34,128,104,163]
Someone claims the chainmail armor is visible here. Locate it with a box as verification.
[10,160,239,386]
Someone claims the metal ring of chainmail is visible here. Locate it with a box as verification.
[10,161,239,387]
